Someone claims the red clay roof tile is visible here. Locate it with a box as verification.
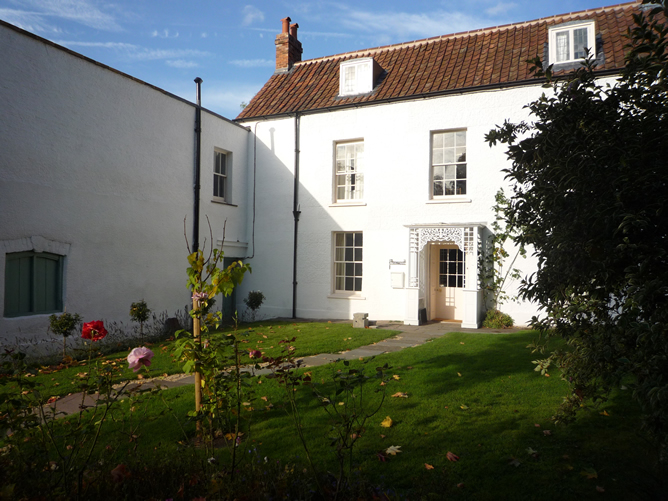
[237,2,644,120]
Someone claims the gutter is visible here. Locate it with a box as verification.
[193,77,203,253]
[292,113,301,319]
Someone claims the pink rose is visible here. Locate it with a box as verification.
[127,346,154,372]
[81,320,108,342]
[249,349,262,359]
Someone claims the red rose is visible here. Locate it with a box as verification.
[82,320,108,342]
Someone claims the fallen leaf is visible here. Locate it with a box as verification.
[338,402,345,406]
[110,464,131,483]
[406,366,413,369]
[446,451,459,462]
[543,430,552,436]
[391,392,408,398]
[508,457,521,467]
[457,483,465,488]
[596,486,605,493]
[600,410,610,416]
[380,434,386,439]
[581,468,598,479]
[460,404,469,410]
[359,357,364,361]
[377,452,386,462]
[380,382,386,386]
[534,423,541,428]
[425,463,434,470]
[385,445,401,456]
[261,396,268,401]
[380,416,393,428]
[392,375,400,380]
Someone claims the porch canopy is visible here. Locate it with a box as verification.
[404,223,485,328]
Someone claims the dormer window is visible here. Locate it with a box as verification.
[548,21,595,64]
[339,58,381,97]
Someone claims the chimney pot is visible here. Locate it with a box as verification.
[275,17,302,72]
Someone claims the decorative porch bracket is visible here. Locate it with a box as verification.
[407,226,476,288]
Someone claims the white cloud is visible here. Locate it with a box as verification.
[129,48,211,62]
[485,2,518,17]
[166,59,199,69]
[52,40,210,62]
[0,8,62,34]
[54,40,137,50]
[249,27,352,38]
[229,59,274,68]
[17,0,122,31]
[242,5,264,26]
[201,32,208,38]
[332,5,499,41]
[151,29,179,39]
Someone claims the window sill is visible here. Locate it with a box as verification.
[211,197,238,207]
[329,201,367,208]
[427,196,471,204]
[328,293,366,300]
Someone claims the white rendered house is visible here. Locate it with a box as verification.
[234,4,636,328]
[0,2,640,349]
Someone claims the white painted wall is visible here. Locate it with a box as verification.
[0,23,249,350]
[239,85,552,327]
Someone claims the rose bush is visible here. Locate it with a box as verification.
[127,347,155,372]
[81,320,108,342]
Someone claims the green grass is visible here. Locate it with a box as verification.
[35,330,663,500]
[2,321,399,400]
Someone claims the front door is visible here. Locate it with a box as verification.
[429,244,465,321]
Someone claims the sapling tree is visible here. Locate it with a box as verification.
[48,311,82,358]
[486,0,668,455]
[174,218,251,443]
[243,290,265,322]
[129,300,151,342]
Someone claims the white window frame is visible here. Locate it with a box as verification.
[334,140,364,203]
[431,130,467,199]
[339,58,374,96]
[332,231,363,296]
[548,21,595,64]
[213,149,229,203]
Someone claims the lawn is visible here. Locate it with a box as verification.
[9,329,662,500]
[3,321,400,400]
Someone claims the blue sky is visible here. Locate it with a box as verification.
[0,0,620,118]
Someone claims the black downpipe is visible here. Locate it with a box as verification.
[193,77,203,253]
[292,113,301,319]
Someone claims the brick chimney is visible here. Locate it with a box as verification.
[275,17,302,72]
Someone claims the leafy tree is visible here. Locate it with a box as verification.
[486,1,668,455]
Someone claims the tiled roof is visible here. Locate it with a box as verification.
[237,2,642,120]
